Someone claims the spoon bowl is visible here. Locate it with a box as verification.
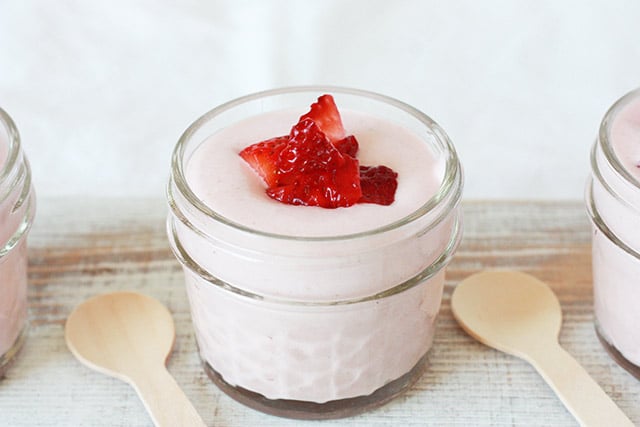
[451,270,562,358]
[66,292,174,380]
[65,292,206,427]
[451,271,633,427]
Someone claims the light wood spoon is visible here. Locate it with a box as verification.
[451,270,633,427]
[65,292,206,427]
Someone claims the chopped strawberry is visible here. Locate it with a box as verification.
[334,135,359,158]
[299,94,346,143]
[359,165,398,205]
[267,155,361,208]
[239,135,288,187]
[279,119,344,179]
[239,94,398,208]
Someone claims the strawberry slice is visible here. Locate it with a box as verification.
[299,94,346,143]
[334,135,359,158]
[267,155,361,208]
[279,119,345,178]
[359,165,398,205]
[239,135,288,187]
[239,94,398,209]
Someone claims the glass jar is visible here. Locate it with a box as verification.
[0,108,35,377]
[167,87,463,418]
[586,88,640,379]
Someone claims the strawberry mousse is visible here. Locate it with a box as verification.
[0,108,35,376]
[167,87,463,418]
[588,88,640,377]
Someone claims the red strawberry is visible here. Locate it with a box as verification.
[267,155,361,208]
[299,94,346,143]
[359,165,398,205]
[334,135,359,158]
[239,135,288,187]
[239,94,398,208]
[279,119,345,179]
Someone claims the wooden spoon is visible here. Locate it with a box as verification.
[65,292,206,427]
[451,270,633,427]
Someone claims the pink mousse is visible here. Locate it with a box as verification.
[0,128,29,360]
[174,108,460,402]
[591,92,640,366]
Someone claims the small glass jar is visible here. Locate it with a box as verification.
[586,88,640,379]
[167,87,463,418]
[0,108,35,377]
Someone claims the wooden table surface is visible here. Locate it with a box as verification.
[1,198,639,426]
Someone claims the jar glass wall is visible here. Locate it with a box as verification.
[586,88,640,379]
[167,87,463,418]
[0,108,35,377]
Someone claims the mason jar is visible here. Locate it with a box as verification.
[167,87,463,418]
[0,108,35,377]
[586,88,640,379]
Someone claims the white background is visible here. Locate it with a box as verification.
[1,1,639,200]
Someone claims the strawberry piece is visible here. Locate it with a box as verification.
[239,94,399,208]
[279,119,345,178]
[359,165,398,205]
[268,155,361,208]
[239,135,288,187]
[299,94,346,143]
[334,135,359,158]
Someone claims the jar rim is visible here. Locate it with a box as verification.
[167,211,463,305]
[170,85,463,242]
[0,107,21,187]
[0,108,34,256]
[586,177,640,261]
[599,87,640,190]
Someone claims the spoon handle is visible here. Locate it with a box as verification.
[528,342,633,427]
[130,366,207,427]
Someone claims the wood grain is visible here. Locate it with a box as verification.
[0,198,638,426]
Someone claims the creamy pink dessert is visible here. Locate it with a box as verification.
[0,240,28,361]
[588,88,640,373]
[0,110,35,372]
[0,132,7,166]
[168,88,463,418]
